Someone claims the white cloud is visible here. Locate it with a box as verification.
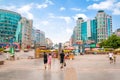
[41,21,49,26]
[60,7,66,11]
[113,2,120,15]
[36,4,48,9]
[87,0,120,15]
[0,5,16,10]
[17,3,34,19]
[66,28,73,34]
[87,0,114,10]
[71,8,81,11]
[36,0,54,9]
[73,14,89,21]
[59,16,72,24]
[48,14,72,24]
[0,3,34,19]
[45,0,54,5]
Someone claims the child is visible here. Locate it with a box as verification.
[48,53,52,69]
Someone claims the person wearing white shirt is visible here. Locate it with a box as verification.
[108,52,113,64]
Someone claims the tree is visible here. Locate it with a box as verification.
[100,34,120,49]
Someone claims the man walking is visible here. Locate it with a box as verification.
[60,50,65,69]
[108,51,113,64]
[43,52,47,70]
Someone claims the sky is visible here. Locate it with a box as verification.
[0,0,120,44]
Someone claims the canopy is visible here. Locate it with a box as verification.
[65,46,75,50]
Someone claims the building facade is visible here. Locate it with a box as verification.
[20,17,33,49]
[33,29,46,47]
[81,19,97,43]
[96,10,112,42]
[71,10,112,45]
[0,9,21,43]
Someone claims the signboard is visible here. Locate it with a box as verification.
[90,44,96,48]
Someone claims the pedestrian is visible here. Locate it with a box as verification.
[43,52,48,70]
[108,51,113,64]
[60,50,65,69]
[48,53,52,69]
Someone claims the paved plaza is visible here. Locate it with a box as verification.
[0,51,120,80]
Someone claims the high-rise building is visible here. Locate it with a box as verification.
[40,30,46,46]
[96,10,112,42]
[76,17,84,40]
[0,9,21,43]
[71,10,112,45]
[71,18,84,45]
[33,29,46,47]
[20,17,33,49]
[81,19,97,43]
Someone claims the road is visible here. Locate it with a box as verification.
[0,51,120,80]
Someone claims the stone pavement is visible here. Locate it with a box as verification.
[0,54,120,80]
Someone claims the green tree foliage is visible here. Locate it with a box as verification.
[100,34,120,49]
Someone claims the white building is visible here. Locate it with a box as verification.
[20,17,32,49]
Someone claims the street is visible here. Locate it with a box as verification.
[0,51,120,80]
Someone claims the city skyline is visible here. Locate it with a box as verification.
[0,0,120,44]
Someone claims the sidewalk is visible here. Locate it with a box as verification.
[1,54,120,80]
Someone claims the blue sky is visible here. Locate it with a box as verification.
[0,0,120,44]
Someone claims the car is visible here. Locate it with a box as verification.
[24,49,29,52]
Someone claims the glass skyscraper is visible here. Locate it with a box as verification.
[0,9,21,42]
[81,19,97,43]
[81,22,87,42]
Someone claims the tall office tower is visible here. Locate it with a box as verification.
[96,10,112,42]
[81,19,97,43]
[76,17,84,40]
